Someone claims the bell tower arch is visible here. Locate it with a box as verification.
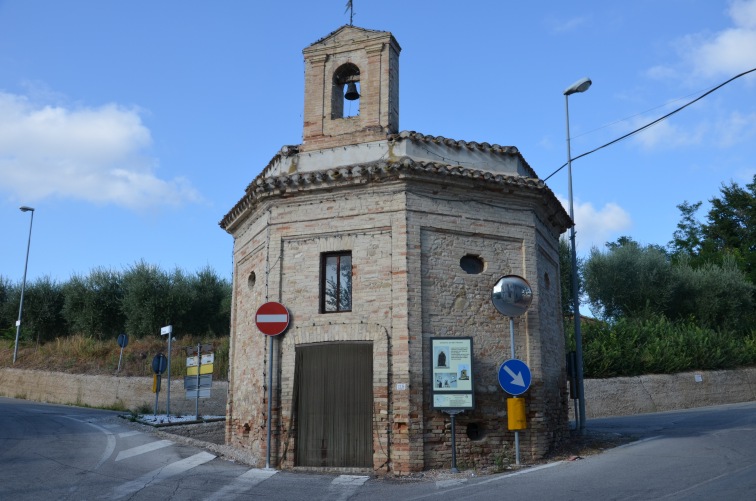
[301,25,400,152]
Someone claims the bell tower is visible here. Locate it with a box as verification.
[301,25,400,152]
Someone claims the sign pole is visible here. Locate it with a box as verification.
[266,335,273,469]
[154,376,160,417]
[167,332,172,415]
[448,410,461,473]
[509,316,521,465]
[492,276,533,467]
[116,333,128,374]
[254,302,290,470]
[161,325,174,416]
[196,342,201,420]
[151,353,167,417]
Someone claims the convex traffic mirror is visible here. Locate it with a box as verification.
[491,275,533,317]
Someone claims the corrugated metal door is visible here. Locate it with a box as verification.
[295,342,373,467]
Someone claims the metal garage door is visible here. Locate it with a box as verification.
[295,342,373,467]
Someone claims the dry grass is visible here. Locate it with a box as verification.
[0,334,229,380]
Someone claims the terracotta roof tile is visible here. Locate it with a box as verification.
[220,156,570,232]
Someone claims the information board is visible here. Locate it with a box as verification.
[431,337,474,410]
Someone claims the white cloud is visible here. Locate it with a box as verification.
[712,110,756,147]
[548,16,588,34]
[628,115,705,150]
[0,91,201,209]
[559,196,632,254]
[622,103,756,151]
[730,0,756,29]
[651,0,756,81]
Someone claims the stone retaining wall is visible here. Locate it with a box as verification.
[581,367,756,418]
[1,367,753,421]
[0,368,227,416]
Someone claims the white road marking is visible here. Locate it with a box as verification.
[329,475,370,501]
[115,439,173,461]
[110,451,216,500]
[204,468,278,501]
[117,430,142,438]
[61,416,115,470]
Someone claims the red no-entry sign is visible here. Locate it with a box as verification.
[255,302,290,336]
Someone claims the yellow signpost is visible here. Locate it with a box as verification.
[186,364,213,376]
[507,397,527,430]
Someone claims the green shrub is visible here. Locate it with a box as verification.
[576,315,755,378]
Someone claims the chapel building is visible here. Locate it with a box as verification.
[220,25,572,474]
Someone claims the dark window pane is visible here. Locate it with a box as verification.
[340,255,352,311]
[325,256,338,312]
[322,252,352,313]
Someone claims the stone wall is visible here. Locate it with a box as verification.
[0,368,227,416]
[580,368,756,419]
[3,367,753,422]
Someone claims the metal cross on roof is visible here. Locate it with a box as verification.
[345,0,354,25]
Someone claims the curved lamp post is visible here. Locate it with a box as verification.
[564,77,591,433]
[13,206,35,363]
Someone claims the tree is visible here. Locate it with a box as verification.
[62,268,125,340]
[186,267,231,336]
[583,237,672,320]
[122,261,172,338]
[670,201,704,260]
[0,276,17,339]
[22,276,67,345]
[558,237,585,319]
[668,255,754,332]
[703,175,756,284]
[669,175,755,285]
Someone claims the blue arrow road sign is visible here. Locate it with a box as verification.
[498,359,532,396]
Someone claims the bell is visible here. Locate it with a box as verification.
[344,82,360,101]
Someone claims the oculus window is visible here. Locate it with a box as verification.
[322,252,352,313]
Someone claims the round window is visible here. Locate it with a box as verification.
[459,254,485,274]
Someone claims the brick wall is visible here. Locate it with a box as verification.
[226,169,570,473]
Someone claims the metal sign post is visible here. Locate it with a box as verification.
[151,353,168,416]
[447,409,462,473]
[184,344,214,418]
[195,343,201,419]
[255,302,290,470]
[117,333,129,373]
[161,325,173,415]
[266,335,274,469]
[510,317,521,465]
[491,275,534,466]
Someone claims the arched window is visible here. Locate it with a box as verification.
[332,63,360,119]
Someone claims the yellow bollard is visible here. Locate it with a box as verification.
[507,397,526,430]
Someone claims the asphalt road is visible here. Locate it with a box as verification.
[1,397,754,500]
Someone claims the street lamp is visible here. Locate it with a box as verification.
[13,206,35,364]
[564,77,591,433]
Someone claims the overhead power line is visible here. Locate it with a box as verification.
[544,67,756,182]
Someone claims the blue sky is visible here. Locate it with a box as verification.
[2,0,755,284]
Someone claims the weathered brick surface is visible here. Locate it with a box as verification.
[225,172,569,473]
[223,25,569,475]
[301,26,400,152]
